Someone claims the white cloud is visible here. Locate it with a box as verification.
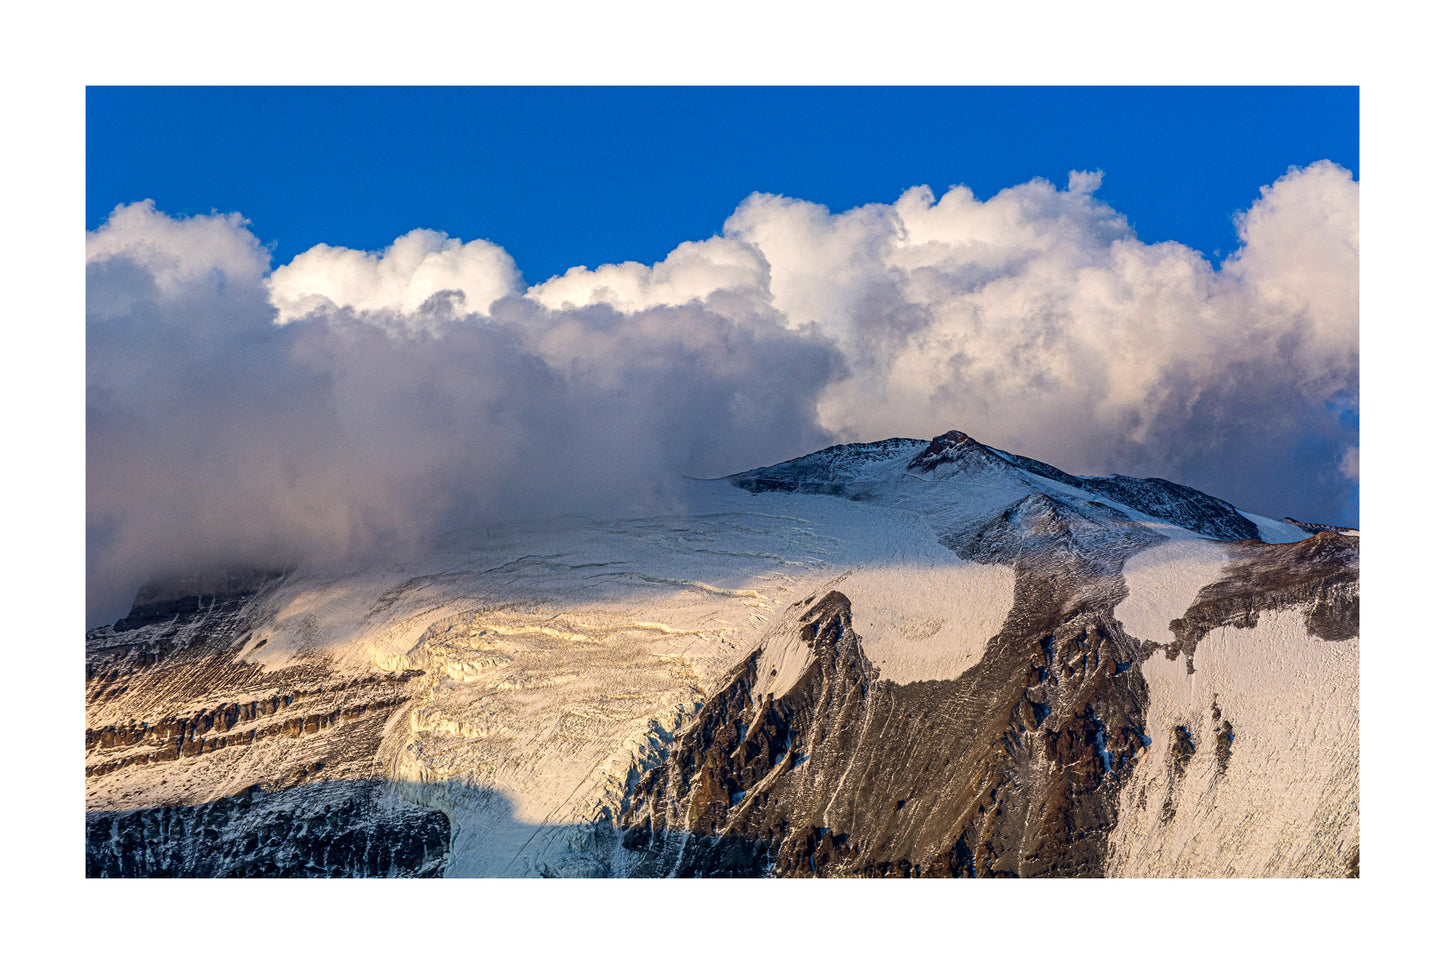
[268,228,523,323]
[86,199,269,292]
[526,236,770,313]
[87,164,1358,624]
[650,164,1357,518]
[86,204,837,625]
[1223,161,1360,365]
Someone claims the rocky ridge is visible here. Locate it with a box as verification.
[85,430,1359,877]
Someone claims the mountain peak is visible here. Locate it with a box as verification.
[727,430,1261,542]
[925,428,979,450]
[906,429,993,472]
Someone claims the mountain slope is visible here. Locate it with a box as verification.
[85,431,1356,877]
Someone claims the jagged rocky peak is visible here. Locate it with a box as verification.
[906,428,990,470]
[801,589,853,629]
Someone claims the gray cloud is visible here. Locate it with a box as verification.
[87,166,1358,624]
[86,206,840,623]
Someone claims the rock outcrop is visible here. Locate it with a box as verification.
[85,432,1359,877]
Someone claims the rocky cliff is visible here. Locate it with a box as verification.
[85,431,1359,877]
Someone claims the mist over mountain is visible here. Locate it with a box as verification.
[86,163,1357,626]
[85,431,1358,878]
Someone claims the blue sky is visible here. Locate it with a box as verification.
[87,87,1357,283]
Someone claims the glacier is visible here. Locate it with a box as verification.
[85,431,1358,877]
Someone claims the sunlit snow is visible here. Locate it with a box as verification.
[86,431,1346,877]
[1108,609,1358,876]
[1115,537,1230,645]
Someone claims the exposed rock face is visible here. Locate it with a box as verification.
[86,781,449,877]
[615,531,1159,876]
[729,437,923,498]
[85,574,449,877]
[1283,517,1359,535]
[1164,531,1360,667]
[609,433,1356,878]
[111,569,290,632]
[85,431,1358,878]
[734,430,1260,542]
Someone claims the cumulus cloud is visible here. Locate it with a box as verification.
[87,200,270,293]
[87,205,838,623]
[87,163,1358,624]
[527,237,771,314]
[268,229,522,322]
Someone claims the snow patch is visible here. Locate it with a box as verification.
[753,614,820,701]
[1108,608,1358,876]
[841,562,1015,685]
[1240,511,1313,544]
[1115,538,1229,644]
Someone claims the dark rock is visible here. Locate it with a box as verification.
[86,781,450,877]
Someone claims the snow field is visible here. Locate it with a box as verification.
[1115,537,1230,645]
[1107,608,1358,876]
[89,440,1349,876]
[1240,511,1312,544]
[840,562,1014,685]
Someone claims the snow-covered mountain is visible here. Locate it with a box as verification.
[85,430,1358,877]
